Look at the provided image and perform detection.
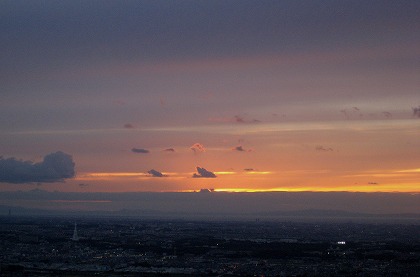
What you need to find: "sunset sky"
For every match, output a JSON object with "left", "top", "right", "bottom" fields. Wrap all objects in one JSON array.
[{"left": 1, "top": 0, "right": 419, "bottom": 194}]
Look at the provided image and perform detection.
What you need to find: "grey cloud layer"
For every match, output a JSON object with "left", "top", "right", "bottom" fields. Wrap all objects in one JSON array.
[{"left": 0, "top": 151, "right": 75, "bottom": 183}]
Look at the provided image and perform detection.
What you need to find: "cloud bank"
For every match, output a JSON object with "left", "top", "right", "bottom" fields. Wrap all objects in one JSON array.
[
  {"left": 0, "top": 151, "right": 75, "bottom": 184},
  {"left": 192, "top": 167, "right": 216, "bottom": 178}
]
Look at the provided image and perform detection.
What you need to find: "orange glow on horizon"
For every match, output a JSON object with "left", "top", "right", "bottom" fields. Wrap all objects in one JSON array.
[
  {"left": 244, "top": 171, "right": 273, "bottom": 175},
  {"left": 72, "top": 168, "right": 420, "bottom": 193},
  {"left": 214, "top": 183, "right": 420, "bottom": 193},
  {"left": 76, "top": 172, "right": 183, "bottom": 181},
  {"left": 214, "top": 171, "right": 236, "bottom": 175}
]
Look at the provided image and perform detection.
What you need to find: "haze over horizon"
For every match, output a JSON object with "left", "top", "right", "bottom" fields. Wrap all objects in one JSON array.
[{"left": 1, "top": 0, "right": 419, "bottom": 214}]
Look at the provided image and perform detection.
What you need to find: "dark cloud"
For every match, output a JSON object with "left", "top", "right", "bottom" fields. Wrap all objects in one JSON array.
[
  {"left": 190, "top": 143, "right": 205, "bottom": 153},
  {"left": 244, "top": 168, "right": 255, "bottom": 172},
  {"left": 233, "top": 146, "right": 253, "bottom": 152},
  {"left": 123, "top": 123, "right": 135, "bottom": 129},
  {"left": 233, "top": 146, "right": 246, "bottom": 152},
  {"left": 163, "top": 148, "right": 176, "bottom": 152},
  {"left": 192, "top": 167, "right": 216, "bottom": 178},
  {"left": 413, "top": 106, "right": 420, "bottom": 118},
  {"left": 131, "top": 148, "right": 150, "bottom": 154},
  {"left": 315, "top": 146, "right": 333, "bottom": 152},
  {"left": 147, "top": 169, "right": 165, "bottom": 177},
  {"left": 0, "top": 151, "right": 75, "bottom": 184},
  {"left": 368, "top": 182, "right": 379, "bottom": 185},
  {"left": 79, "top": 183, "right": 89, "bottom": 188}
]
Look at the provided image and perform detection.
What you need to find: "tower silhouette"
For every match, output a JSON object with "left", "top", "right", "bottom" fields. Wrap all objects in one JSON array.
[{"left": 71, "top": 223, "right": 79, "bottom": 241}]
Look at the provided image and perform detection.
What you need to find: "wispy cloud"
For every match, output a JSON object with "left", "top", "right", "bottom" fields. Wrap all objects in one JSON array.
[
  {"left": 0, "top": 151, "right": 75, "bottom": 183},
  {"left": 234, "top": 115, "right": 261, "bottom": 124},
  {"left": 315, "top": 146, "right": 334, "bottom": 152},
  {"left": 163, "top": 148, "right": 176, "bottom": 152}
]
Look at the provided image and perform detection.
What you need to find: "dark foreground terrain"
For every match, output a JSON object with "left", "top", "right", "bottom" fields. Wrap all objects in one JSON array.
[{"left": 0, "top": 216, "right": 419, "bottom": 276}]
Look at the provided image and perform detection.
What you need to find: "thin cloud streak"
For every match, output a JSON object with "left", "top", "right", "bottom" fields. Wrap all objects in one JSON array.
[{"left": 131, "top": 148, "right": 150, "bottom": 154}]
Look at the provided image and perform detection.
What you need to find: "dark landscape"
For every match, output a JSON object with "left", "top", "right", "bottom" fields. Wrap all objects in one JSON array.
[{"left": 1, "top": 215, "right": 419, "bottom": 276}]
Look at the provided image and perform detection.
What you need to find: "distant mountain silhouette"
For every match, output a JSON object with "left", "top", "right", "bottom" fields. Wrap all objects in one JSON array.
[{"left": 1, "top": 204, "right": 419, "bottom": 223}]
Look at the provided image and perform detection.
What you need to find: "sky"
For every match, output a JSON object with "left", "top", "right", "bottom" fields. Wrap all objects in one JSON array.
[{"left": 1, "top": 0, "right": 420, "bottom": 196}]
